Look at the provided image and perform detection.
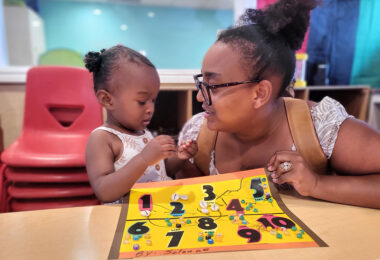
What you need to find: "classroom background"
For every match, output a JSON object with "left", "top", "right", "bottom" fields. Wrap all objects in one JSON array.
[{"left": 0, "top": 0, "right": 379, "bottom": 212}]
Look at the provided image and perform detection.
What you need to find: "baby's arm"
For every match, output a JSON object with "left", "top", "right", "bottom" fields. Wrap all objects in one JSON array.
[
  {"left": 165, "top": 139, "right": 201, "bottom": 178},
  {"left": 86, "top": 132, "right": 176, "bottom": 202}
]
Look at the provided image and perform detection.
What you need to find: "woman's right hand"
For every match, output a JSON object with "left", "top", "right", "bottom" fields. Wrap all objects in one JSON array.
[{"left": 140, "top": 135, "right": 177, "bottom": 166}]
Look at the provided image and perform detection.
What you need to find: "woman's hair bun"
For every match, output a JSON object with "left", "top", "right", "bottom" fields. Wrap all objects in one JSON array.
[
  {"left": 84, "top": 49, "right": 106, "bottom": 73},
  {"left": 239, "top": 0, "right": 320, "bottom": 50}
]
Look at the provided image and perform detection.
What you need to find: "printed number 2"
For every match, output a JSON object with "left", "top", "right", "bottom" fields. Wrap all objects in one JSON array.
[
  {"left": 166, "top": 231, "right": 184, "bottom": 247},
  {"left": 203, "top": 185, "right": 216, "bottom": 201},
  {"left": 170, "top": 202, "right": 185, "bottom": 216}
]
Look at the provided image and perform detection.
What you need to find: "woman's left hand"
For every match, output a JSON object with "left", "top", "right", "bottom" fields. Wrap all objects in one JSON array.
[
  {"left": 267, "top": 151, "right": 320, "bottom": 197},
  {"left": 177, "top": 139, "right": 198, "bottom": 160}
]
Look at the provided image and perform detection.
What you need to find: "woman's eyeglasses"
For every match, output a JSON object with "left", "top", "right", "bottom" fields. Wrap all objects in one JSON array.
[{"left": 193, "top": 74, "right": 261, "bottom": 106}]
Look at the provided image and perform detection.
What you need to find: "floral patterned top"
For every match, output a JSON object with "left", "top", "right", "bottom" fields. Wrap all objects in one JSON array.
[
  {"left": 92, "top": 126, "right": 172, "bottom": 203},
  {"left": 178, "top": 97, "right": 353, "bottom": 175}
]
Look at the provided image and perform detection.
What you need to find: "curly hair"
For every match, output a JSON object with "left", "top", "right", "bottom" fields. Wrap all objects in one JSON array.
[
  {"left": 84, "top": 45, "right": 155, "bottom": 92},
  {"left": 217, "top": 0, "right": 320, "bottom": 96}
]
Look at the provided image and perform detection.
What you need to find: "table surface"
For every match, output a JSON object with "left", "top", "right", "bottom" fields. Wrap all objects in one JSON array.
[{"left": 1, "top": 194, "right": 379, "bottom": 260}]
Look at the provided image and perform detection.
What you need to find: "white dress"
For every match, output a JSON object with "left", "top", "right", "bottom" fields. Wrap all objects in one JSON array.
[
  {"left": 93, "top": 126, "right": 172, "bottom": 203},
  {"left": 178, "top": 97, "right": 353, "bottom": 175}
]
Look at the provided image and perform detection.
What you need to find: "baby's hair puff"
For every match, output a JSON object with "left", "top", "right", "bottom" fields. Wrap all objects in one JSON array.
[{"left": 84, "top": 45, "right": 155, "bottom": 92}]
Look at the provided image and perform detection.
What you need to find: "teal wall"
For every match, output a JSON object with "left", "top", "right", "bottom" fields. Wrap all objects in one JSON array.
[
  {"left": 39, "top": 1, "right": 233, "bottom": 69},
  {"left": 351, "top": 0, "right": 380, "bottom": 88}
]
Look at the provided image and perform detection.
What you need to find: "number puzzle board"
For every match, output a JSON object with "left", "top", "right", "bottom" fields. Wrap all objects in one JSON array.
[{"left": 109, "top": 168, "right": 327, "bottom": 259}]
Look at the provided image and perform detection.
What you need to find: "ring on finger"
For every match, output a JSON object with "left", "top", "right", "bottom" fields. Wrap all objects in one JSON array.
[{"left": 279, "top": 161, "right": 292, "bottom": 172}]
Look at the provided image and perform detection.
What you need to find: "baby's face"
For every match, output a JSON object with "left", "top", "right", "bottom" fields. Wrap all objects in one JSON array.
[{"left": 110, "top": 61, "right": 160, "bottom": 132}]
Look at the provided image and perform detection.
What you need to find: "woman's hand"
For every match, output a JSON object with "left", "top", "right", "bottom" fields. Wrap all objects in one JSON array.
[
  {"left": 267, "top": 151, "right": 320, "bottom": 197},
  {"left": 140, "top": 135, "right": 177, "bottom": 166},
  {"left": 177, "top": 139, "right": 198, "bottom": 160}
]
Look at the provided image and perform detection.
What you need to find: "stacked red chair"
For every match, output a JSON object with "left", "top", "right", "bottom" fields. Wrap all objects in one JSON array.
[{"left": 0, "top": 66, "right": 102, "bottom": 212}]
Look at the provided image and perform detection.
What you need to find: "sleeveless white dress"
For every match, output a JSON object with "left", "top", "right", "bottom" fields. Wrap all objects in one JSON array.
[{"left": 93, "top": 126, "right": 172, "bottom": 203}]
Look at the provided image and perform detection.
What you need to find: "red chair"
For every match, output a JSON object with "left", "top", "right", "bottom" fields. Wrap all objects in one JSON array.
[
  {"left": 7, "top": 183, "right": 94, "bottom": 199},
  {"left": 11, "top": 197, "right": 99, "bottom": 212},
  {"left": 0, "top": 119, "right": 5, "bottom": 211},
  {"left": 4, "top": 166, "right": 89, "bottom": 183},
  {"left": 0, "top": 164, "right": 7, "bottom": 212},
  {"left": 0, "top": 66, "right": 102, "bottom": 212},
  {"left": 1, "top": 66, "right": 102, "bottom": 167}
]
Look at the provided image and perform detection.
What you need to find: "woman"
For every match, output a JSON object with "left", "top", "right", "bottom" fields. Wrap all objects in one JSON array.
[{"left": 177, "top": 0, "right": 380, "bottom": 209}]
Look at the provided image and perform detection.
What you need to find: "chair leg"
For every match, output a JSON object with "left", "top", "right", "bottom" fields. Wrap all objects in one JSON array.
[{"left": 0, "top": 164, "right": 7, "bottom": 212}]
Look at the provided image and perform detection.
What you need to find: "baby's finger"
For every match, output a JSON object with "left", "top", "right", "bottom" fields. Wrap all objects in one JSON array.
[
  {"left": 164, "top": 151, "right": 177, "bottom": 158},
  {"left": 162, "top": 144, "right": 176, "bottom": 152},
  {"left": 158, "top": 135, "right": 175, "bottom": 145}
]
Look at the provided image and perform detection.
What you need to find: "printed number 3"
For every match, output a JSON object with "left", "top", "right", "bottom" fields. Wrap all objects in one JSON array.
[{"left": 203, "top": 185, "right": 216, "bottom": 201}]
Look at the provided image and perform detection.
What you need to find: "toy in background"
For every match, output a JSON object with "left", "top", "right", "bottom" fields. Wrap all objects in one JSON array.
[
  {"left": 294, "top": 53, "right": 308, "bottom": 87},
  {"left": 39, "top": 49, "right": 85, "bottom": 67},
  {"left": 295, "top": 53, "right": 330, "bottom": 87}
]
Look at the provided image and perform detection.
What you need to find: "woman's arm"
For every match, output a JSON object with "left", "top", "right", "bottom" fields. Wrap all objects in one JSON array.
[
  {"left": 312, "top": 118, "right": 380, "bottom": 208},
  {"left": 269, "top": 118, "right": 380, "bottom": 209}
]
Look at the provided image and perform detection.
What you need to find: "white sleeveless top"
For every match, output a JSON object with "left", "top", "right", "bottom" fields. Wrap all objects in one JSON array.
[
  {"left": 178, "top": 97, "right": 353, "bottom": 175},
  {"left": 93, "top": 126, "right": 172, "bottom": 203}
]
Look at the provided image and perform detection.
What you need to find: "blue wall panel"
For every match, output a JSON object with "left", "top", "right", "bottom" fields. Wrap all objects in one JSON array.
[{"left": 39, "top": 1, "right": 233, "bottom": 69}]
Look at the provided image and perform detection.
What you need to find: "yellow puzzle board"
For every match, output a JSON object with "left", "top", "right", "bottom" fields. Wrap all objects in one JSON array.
[{"left": 109, "top": 168, "right": 326, "bottom": 258}]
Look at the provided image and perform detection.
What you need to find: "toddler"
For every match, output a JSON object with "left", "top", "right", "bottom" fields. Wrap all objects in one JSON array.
[{"left": 84, "top": 45, "right": 197, "bottom": 203}]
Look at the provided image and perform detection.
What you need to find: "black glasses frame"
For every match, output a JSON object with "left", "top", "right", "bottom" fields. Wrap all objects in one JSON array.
[{"left": 193, "top": 74, "right": 261, "bottom": 106}]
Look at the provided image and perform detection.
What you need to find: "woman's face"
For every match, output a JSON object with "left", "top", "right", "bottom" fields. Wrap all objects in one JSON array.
[{"left": 198, "top": 42, "right": 257, "bottom": 132}]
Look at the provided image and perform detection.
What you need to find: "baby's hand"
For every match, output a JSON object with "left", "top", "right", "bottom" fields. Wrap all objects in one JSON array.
[
  {"left": 177, "top": 139, "right": 198, "bottom": 160},
  {"left": 140, "top": 135, "right": 176, "bottom": 166}
]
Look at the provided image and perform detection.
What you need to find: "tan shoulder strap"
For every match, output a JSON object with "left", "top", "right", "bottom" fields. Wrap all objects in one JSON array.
[
  {"left": 283, "top": 97, "right": 327, "bottom": 173},
  {"left": 193, "top": 119, "right": 217, "bottom": 175}
]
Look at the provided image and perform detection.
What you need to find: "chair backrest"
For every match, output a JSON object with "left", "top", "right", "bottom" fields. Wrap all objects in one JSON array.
[{"left": 22, "top": 66, "right": 102, "bottom": 134}]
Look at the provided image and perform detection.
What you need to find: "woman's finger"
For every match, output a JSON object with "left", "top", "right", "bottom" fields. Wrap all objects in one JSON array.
[
  {"left": 268, "top": 151, "right": 298, "bottom": 170},
  {"left": 273, "top": 170, "right": 294, "bottom": 185}
]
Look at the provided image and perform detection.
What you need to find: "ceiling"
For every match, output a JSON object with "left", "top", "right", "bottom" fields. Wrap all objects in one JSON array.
[{"left": 48, "top": 0, "right": 234, "bottom": 10}]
